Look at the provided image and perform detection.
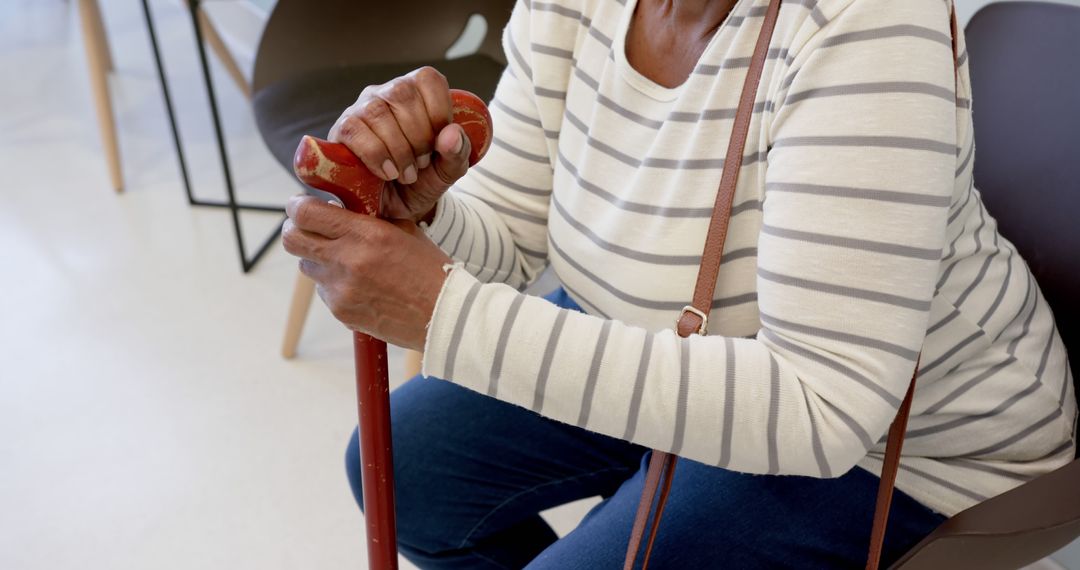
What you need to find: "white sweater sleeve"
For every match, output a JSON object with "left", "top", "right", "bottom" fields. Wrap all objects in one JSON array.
[
  {"left": 423, "top": 0, "right": 957, "bottom": 478},
  {"left": 423, "top": 2, "right": 554, "bottom": 289}
]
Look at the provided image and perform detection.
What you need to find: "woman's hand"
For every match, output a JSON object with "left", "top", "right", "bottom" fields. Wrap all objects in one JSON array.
[
  {"left": 282, "top": 195, "right": 453, "bottom": 350},
  {"left": 328, "top": 66, "right": 473, "bottom": 224}
]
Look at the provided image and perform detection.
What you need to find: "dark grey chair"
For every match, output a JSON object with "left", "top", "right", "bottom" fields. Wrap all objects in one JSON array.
[
  {"left": 893, "top": 3, "right": 1080, "bottom": 568},
  {"left": 252, "top": 0, "right": 515, "bottom": 359}
]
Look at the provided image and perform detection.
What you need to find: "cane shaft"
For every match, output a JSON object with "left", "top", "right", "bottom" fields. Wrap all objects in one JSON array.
[
  {"left": 354, "top": 332, "right": 397, "bottom": 570},
  {"left": 291, "top": 89, "right": 492, "bottom": 570}
]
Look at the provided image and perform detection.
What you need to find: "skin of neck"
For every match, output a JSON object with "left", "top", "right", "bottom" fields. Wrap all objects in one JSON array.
[{"left": 657, "top": 0, "right": 739, "bottom": 40}]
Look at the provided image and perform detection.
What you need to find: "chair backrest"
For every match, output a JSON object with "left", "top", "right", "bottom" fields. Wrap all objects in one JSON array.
[
  {"left": 251, "top": 0, "right": 514, "bottom": 94},
  {"left": 964, "top": 2, "right": 1080, "bottom": 386},
  {"left": 893, "top": 4, "right": 1080, "bottom": 568}
]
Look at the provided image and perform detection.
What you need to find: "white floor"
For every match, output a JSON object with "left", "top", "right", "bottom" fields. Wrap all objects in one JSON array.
[{"left": 0, "top": 1, "right": 1075, "bottom": 569}]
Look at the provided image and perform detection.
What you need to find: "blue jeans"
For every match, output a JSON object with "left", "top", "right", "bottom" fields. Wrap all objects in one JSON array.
[{"left": 345, "top": 289, "right": 945, "bottom": 569}]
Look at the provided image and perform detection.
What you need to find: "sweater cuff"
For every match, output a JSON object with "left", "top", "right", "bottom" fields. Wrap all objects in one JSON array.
[
  {"left": 422, "top": 264, "right": 477, "bottom": 381},
  {"left": 420, "top": 193, "right": 458, "bottom": 249}
]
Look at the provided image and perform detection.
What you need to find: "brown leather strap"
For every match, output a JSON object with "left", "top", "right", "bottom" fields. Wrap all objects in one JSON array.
[
  {"left": 676, "top": 0, "right": 784, "bottom": 339},
  {"left": 624, "top": 1, "right": 783, "bottom": 568},
  {"left": 865, "top": 358, "right": 920, "bottom": 570}
]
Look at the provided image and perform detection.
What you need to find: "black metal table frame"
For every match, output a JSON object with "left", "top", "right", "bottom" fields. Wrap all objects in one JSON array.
[{"left": 140, "top": 0, "right": 284, "bottom": 273}]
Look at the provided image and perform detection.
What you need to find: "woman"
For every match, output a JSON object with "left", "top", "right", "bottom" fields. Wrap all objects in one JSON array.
[{"left": 282, "top": 0, "right": 1076, "bottom": 567}]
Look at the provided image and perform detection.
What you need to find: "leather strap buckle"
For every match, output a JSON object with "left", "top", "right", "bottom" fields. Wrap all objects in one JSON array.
[{"left": 678, "top": 306, "right": 709, "bottom": 336}]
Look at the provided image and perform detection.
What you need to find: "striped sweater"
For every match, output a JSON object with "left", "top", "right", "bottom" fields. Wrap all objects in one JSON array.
[{"left": 419, "top": 0, "right": 1077, "bottom": 516}]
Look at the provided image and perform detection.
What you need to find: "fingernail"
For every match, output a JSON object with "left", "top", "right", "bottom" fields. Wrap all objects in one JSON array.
[
  {"left": 402, "top": 164, "right": 418, "bottom": 185},
  {"left": 455, "top": 129, "right": 465, "bottom": 154},
  {"left": 417, "top": 153, "right": 431, "bottom": 170},
  {"left": 382, "top": 159, "right": 399, "bottom": 180}
]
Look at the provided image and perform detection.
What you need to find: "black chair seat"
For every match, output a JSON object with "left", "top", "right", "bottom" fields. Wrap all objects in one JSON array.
[{"left": 253, "top": 54, "right": 506, "bottom": 172}]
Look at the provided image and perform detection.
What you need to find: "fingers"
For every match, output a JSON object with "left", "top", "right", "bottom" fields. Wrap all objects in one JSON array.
[
  {"left": 285, "top": 195, "right": 352, "bottom": 239},
  {"left": 329, "top": 66, "right": 452, "bottom": 186},
  {"left": 282, "top": 218, "right": 333, "bottom": 264}
]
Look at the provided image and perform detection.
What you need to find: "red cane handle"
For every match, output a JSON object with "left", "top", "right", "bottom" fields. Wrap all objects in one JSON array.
[{"left": 292, "top": 89, "right": 493, "bottom": 216}]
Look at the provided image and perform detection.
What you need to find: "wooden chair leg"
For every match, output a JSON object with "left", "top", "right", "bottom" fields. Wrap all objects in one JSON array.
[
  {"left": 403, "top": 350, "right": 423, "bottom": 380},
  {"left": 84, "top": 0, "right": 113, "bottom": 71},
  {"left": 77, "top": 0, "right": 122, "bottom": 192},
  {"left": 196, "top": 7, "right": 252, "bottom": 99},
  {"left": 282, "top": 270, "right": 317, "bottom": 359}
]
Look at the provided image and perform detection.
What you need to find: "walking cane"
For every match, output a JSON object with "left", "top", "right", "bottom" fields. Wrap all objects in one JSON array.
[{"left": 292, "top": 89, "right": 492, "bottom": 570}]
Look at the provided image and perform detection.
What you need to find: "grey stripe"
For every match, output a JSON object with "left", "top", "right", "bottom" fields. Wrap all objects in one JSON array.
[
  {"left": 978, "top": 251, "right": 1014, "bottom": 327},
  {"left": 587, "top": 25, "right": 613, "bottom": 48},
  {"left": 458, "top": 190, "right": 547, "bottom": 225},
  {"left": 718, "top": 338, "right": 736, "bottom": 467},
  {"left": 443, "top": 281, "right": 483, "bottom": 380},
  {"left": 622, "top": 333, "right": 655, "bottom": 441},
  {"left": 993, "top": 271, "right": 1034, "bottom": 344},
  {"left": 957, "top": 97, "right": 971, "bottom": 109},
  {"left": 518, "top": 244, "right": 547, "bottom": 259},
  {"left": 767, "top": 354, "right": 782, "bottom": 474},
  {"left": 1005, "top": 274, "right": 1039, "bottom": 354},
  {"left": 530, "top": 1, "right": 587, "bottom": 22},
  {"left": 564, "top": 108, "right": 766, "bottom": 170},
  {"left": 761, "top": 223, "right": 943, "bottom": 260},
  {"left": 758, "top": 267, "right": 931, "bottom": 311},
  {"left": 506, "top": 28, "right": 533, "bottom": 81},
  {"left": 449, "top": 207, "right": 468, "bottom": 257},
  {"left": 921, "top": 355, "right": 1019, "bottom": 415},
  {"left": 939, "top": 458, "right": 1030, "bottom": 482},
  {"left": 559, "top": 281, "right": 611, "bottom": 318},
  {"left": 491, "top": 138, "right": 549, "bottom": 164},
  {"left": 551, "top": 233, "right": 758, "bottom": 311},
  {"left": 809, "top": 2, "right": 828, "bottom": 26},
  {"left": 531, "top": 309, "right": 569, "bottom": 412},
  {"left": 557, "top": 151, "right": 763, "bottom": 218},
  {"left": 953, "top": 238, "right": 1002, "bottom": 308},
  {"left": 919, "top": 330, "right": 984, "bottom": 376},
  {"left": 670, "top": 340, "right": 692, "bottom": 455},
  {"left": 799, "top": 382, "right": 834, "bottom": 477},
  {"left": 760, "top": 312, "right": 920, "bottom": 360},
  {"left": 910, "top": 371, "right": 1036, "bottom": 438},
  {"left": 695, "top": 47, "right": 788, "bottom": 74},
  {"left": 786, "top": 81, "right": 956, "bottom": 106},
  {"left": 461, "top": 207, "right": 478, "bottom": 262},
  {"left": 899, "top": 463, "right": 987, "bottom": 501},
  {"left": 476, "top": 208, "right": 491, "bottom": 281},
  {"left": 766, "top": 181, "right": 950, "bottom": 207},
  {"left": 491, "top": 98, "right": 542, "bottom": 129},
  {"left": 926, "top": 306, "right": 961, "bottom": 336},
  {"left": 773, "top": 135, "right": 957, "bottom": 155},
  {"left": 473, "top": 165, "right": 549, "bottom": 198},
  {"left": 760, "top": 328, "right": 900, "bottom": 407},
  {"left": 820, "top": 395, "right": 875, "bottom": 449},
  {"left": 957, "top": 49, "right": 968, "bottom": 67},
  {"left": 1035, "top": 322, "right": 1057, "bottom": 379},
  {"left": 577, "top": 320, "right": 613, "bottom": 426},
  {"left": 821, "top": 24, "right": 952, "bottom": 49},
  {"left": 967, "top": 408, "right": 1063, "bottom": 457},
  {"left": 554, "top": 197, "right": 755, "bottom": 266},
  {"left": 947, "top": 183, "right": 973, "bottom": 225},
  {"left": 955, "top": 141, "right": 974, "bottom": 177},
  {"left": 1039, "top": 438, "right": 1074, "bottom": 461},
  {"left": 534, "top": 86, "right": 567, "bottom": 99},
  {"left": 596, "top": 92, "right": 663, "bottom": 129},
  {"left": 531, "top": 42, "right": 574, "bottom": 59},
  {"left": 936, "top": 210, "right": 980, "bottom": 289},
  {"left": 487, "top": 294, "right": 526, "bottom": 396},
  {"left": 434, "top": 197, "right": 458, "bottom": 244},
  {"left": 572, "top": 65, "right": 600, "bottom": 91}
]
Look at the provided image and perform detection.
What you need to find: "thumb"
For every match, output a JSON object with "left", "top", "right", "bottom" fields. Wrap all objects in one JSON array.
[{"left": 429, "top": 124, "right": 472, "bottom": 187}]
